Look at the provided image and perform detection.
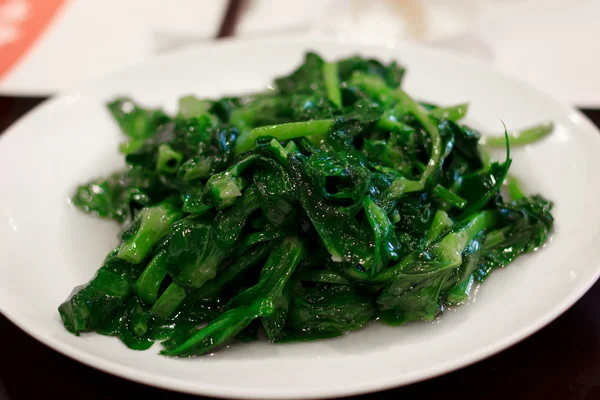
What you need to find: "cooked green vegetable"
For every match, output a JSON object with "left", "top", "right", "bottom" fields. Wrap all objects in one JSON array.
[
  {"left": 59, "top": 51, "right": 554, "bottom": 357},
  {"left": 485, "top": 121, "right": 554, "bottom": 147}
]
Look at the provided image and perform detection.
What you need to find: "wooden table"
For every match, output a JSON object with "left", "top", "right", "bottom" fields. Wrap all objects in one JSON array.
[{"left": 1, "top": 1, "right": 600, "bottom": 398}]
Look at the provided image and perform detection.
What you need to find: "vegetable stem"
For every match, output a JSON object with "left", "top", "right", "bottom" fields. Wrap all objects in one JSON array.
[
  {"left": 156, "top": 144, "right": 183, "bottom": 173},
  {"left": 235, "top": 119, "right": 334, "bottom": 155},
  {"left": 485, "top": 121, "right": 554, "bottom": 147},
  {"left": 118, "top": 201, "right": 182, "bottom": 264},
  {"left": 323, "top": 62, "right": 342, "bottom": 108},
  {"left": 134, "top": 249, "right": 168, "bottom": 304},
  {"left": 151, "top": 283, "right": 187, "bottom": 322},
  {"left": 429, "top": 103, "right": 469, "bottom": 122},
  {"left": 434, "top": 185, "right": 467, "bottom": 209},
  {"left": 376, "top": 117, "right": 414, "bottom": 134}
]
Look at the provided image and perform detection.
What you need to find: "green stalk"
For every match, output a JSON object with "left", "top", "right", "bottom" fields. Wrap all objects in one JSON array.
[
  {"left": 151, "top": 283, "right": 187, "bottom": 322},
  {"left": 434, "top": 185, "right": 467, "bottom": 209},
  {"left": 118, "top": 201, "right": 182, "bottom": 264},
  {"left": 323, "top": 62, "right": 342, "bottom": 108},
  {"left": 485, "top": 121, "right": 554, "bottom": 147},
  {"left": 134, "top": 249, "right": 168, "bottom": 304},
  {"left": 376, "top": 118, "right": 414, "bottom": 134},
  {"left": 156, "top": 143, "right": 183, "bottom": 173},
  {"left": 506, "top": 175, "right": 526, "bottom": 201},
  {"left": 235, "top": 119, "right": 334, "bottom": 155},
  {"left": 447, "top": 274, "right": 475, "bottom": 305},
  {"left": 429, "top": 103, "right": 469, "bottom": 122},
  {"left": 425, "top": 210, "right": 454, "bottom": 246}
]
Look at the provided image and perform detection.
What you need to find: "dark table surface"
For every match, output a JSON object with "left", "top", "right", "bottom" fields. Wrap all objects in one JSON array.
[{"left": 2, "top": 1, "right": 600, "bottom": 398}]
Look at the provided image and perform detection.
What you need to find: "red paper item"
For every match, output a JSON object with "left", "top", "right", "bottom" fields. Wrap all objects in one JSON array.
[{"left": 0, "top": 0, "right": 65, "bottom": 80}]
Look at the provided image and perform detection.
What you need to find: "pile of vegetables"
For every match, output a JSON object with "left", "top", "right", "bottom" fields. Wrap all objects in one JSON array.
[{"left": 59, "top": 52, "right": 554, "bottom": 357}]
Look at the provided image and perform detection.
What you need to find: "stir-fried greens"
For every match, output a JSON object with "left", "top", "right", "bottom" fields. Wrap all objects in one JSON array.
[{"left": 59, "top": 52, "right": 554, "bottom": 357}]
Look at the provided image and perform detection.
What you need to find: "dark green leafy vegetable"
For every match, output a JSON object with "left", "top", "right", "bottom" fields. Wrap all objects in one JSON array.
[
  {"left": 278, "top": 283, "right": 375, "bottom": 342},
  {"left": 60, "top": 51, "right": 555, "bottom": 356},
  {"left": 108, "top": 97, "right": 170, "bottom": 148},
  {"left": 72, "top": 168, "right": 159, "bottom": 223},
  {"left": 59, "top": 248, "right": 135, "bottom": 335}
]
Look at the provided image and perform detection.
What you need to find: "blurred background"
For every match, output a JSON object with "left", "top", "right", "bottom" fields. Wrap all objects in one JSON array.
[{"left": 0, "top": 0, "right": 598, "bottom": 106}]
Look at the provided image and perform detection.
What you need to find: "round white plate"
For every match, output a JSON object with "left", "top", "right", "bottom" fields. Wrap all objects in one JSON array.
[{"left": 1, "top": 35, "right": 600, "bottom": 399}]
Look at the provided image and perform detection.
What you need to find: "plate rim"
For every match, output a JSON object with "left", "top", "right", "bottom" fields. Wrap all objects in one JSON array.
[{"left": 2, "top": 33, "right": 600, "bottom": 399}]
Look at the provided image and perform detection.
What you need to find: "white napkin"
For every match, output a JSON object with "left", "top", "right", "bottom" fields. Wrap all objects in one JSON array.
[
  {"left": 0, "top": 0, "right": 227, "bottom": 95},
  {"left": 236, "top": 0, "right": 600, "bottom": 107}
]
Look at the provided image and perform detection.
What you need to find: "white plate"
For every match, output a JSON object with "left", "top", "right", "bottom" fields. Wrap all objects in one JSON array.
[{"left": 1, "top": 35, "right": 600, "bottom": 399}]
